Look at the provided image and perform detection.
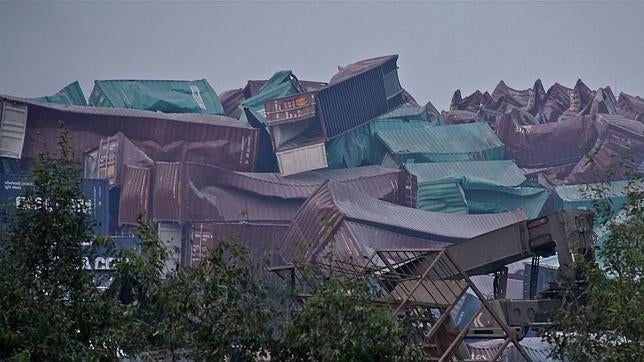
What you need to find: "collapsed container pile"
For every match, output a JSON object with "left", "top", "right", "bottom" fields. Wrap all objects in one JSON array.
[{"left": 1, "top": 55, "right": 642, "bottom": 359}]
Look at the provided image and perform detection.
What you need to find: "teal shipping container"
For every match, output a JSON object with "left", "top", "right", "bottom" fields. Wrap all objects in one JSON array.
[
  {"left": 376, "top": 122, "right": 504, "bottom": 166},
  {"left": 31, "top": 81, "right": 87, "bottom": 106},
  {"left": 326, "top": 105, "right": 437, "bottom": 168},
  {"left": 89, "top": 79, "right": 224, "bottom": 114},
  {"left": 405, "top": 160, "right": 549, "bottom": 218}
]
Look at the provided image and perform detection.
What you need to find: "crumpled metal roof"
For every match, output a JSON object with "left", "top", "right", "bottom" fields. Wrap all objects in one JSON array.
[
  {"left": 151, "top": 163, "right": 408, "bottom": 224},
  {"left": 280, "top": 181, "right": 527, "bottom": 264},
  {"left": 1, "top": 95, "right": 259, "bottom": 172}
]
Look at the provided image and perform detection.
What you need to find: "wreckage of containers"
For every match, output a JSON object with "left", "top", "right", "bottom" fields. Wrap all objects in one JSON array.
[
  {"left": 88, "top": 79, "right": 225, "bottom": 115},
  {"left": 0, "top": 94, "right": 259, "bottom": 171},
  {"left": 279, "top": 180, "right": 529, "bottom": 269},
  {"left": 261, "top": 55, "right": 409, "bottom": 175},
  {"left": 403, "top": 160, "right": 549, "bottom": 218},
  {"left": 376, "top": 122, "right": 504, "bottom": 166}
]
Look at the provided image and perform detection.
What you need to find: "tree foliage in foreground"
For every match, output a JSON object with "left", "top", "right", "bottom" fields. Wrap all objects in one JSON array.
[
  {"left": 272, "top": 271, "right": 426, "bottom": 361},
  {"left": 0, "top": 131, "right": 128, "bottom": 360},
  {"left": 546, "top": 177, "right": 644, "bottom": 361}
]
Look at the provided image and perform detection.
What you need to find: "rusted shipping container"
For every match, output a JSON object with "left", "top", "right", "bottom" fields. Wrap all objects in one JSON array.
[
  {"left": 496, "top": 112, "right": 597, "bottom": 168},
  {"left": 151, "top": 162, "right": 408, "bottom": 224},
  {"left": 567, "top": 115, "right": 644, "bottom": 183},
  {"left": 118, "top": 165, "right": 153, "bottom": 226},
  {"left": 279, "top": 181, "right": 528, "bottom": 266},
  {"left": 0, "top": 95, "right": 259, "bottom": 172},
  {"left": 187, "top": 222, "right": 289, "bottom": 277},
  {"left": 84, "top": 132, "right": 154, "bottom": 188}
]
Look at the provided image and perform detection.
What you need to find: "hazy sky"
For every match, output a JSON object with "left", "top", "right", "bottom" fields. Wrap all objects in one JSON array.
[{"left": 0, "top": 1, "right": 642, "bottom": 110}]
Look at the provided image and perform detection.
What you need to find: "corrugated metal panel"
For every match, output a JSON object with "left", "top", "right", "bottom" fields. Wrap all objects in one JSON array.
[
  {"left": 265, "top": 92, "right": 317, "bottom": 124},
  {"left": 118, "top": 165, "right": 152, "bottom": 226},
  {"left": 567, "top": 115, "right": 644, "bottom": 183},
  {"left": 89, "top": 79, "right": 224, "bottom": 115},
  {"left": 405, "top": 160, "right": 526, "bottom": 186},
  {"left": 276, "top": 142, "right": 328, "bottom": 176},
  {"left": 317, "top": 55, "right": 404, "bottom": 138},
  {"left": 553, "top": 180, "right": 632, "bottom": 211},
  {"left": 218, "top": 88, "right": 244, "bottom": 119},
  {"left": 30, "top": 81, "right": 88, "bottom": 106},
  {"left": 188, "top": 222, "right": 289, "bottom": 277},
  {"left": 496, "top": 112, "right": 597, "bottom": 168},
  {"left": 0, "top": 101, "right": 28, "bottom": 159},
  {"left": 89, "top": 132, "right": 154, "bottom": 188},
  {"left": 377, "top": 123, "right": 504, "bottom": 165},
  {"left": 152, "top": 162, "right": 405, "bottom": 224},
  {"left": 152, "top": 162, "right": 182, "bottom": 222},
  {"left": 0, "top": 95, "right": 259, "bottom": 172},
  {"left": 280, "top": 181, "right": 528, "bottom": 263}
]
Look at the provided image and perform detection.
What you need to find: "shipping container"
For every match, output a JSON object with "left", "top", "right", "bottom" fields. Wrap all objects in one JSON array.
[
  {"left": 89, "top": 79, "right": 224, "bottom": 115},
  {"left": 188, "top": 222, "right": 289, "bottom": 278},
  {"left": 83, "top": 236, "right": 140, "bottom": 290},
  {"left": 83, "top": 132, "right": 154, "bottom": 188},
  {"left": 0, "top": 95, "right": 259, "bottom": 172},
  {"left": 275, "top": 142, "right": 328, "bottom": 176},
  {"left": 316, "top": 55, "right": 405, "bottom": 138},
  {"left": 157, "top": 222, "right": 183, "bottom": 274},
  {"left": 0, "top": 174, "right": 109, "bottom": 235},
  {"left": 30, "top": 81, "right": 88, "bottom": 106},
  {"left": 118, "top": 165, "right": 152, "bottom": 226}
]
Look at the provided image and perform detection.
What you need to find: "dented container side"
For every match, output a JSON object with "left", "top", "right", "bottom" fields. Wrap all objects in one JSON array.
[
  {"left": 276, "top": 142, "right": 328, "bottom": 176},
  {"left": 152, "top": 162, "right": 182, "bottom": 223},
  {"left": 118, "top": 165, "right": 152, "bottom": 226}
]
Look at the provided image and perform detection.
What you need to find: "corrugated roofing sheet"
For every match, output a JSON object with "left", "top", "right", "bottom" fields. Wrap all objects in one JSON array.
[
  {"left": 89, "top": 79, "right": 224, "bottom": 115},
  {"left": 467, "top": 337, "right": 561, "bottom": 362},
  {"left": 376, "top": 122, "right": 504, "bottom": 164}
]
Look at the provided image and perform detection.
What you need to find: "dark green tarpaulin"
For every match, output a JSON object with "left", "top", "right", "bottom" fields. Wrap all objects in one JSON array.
[
  {"left": 326, "top": 105, "right": 436, "bottom": 168},
  {"left": 88, "top": 79, "right": 224, "bottom": 114},
  {"left": 31, "top": 81, "right": 87, "bottom": 106},
  {"left": 405, "top": 161, "right": 549, "bottom": 218}
]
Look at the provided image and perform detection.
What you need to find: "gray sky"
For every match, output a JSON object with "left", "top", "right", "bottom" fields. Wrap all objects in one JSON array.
[{"left": 0, "top": 1, "right": 642, "bottom": 110}]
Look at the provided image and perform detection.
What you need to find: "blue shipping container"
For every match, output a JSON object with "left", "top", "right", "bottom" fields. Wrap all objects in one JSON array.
[{"left": 0, "top": 175, "right": 110, "bottom": 235}]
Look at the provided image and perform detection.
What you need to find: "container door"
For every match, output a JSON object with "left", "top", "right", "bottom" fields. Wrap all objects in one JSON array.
[
  {"left": 0, "top": 101, "right": 28, "bottom": 159},
  {"left": 157, "top": 222, "right": 183, "bottom": 276}
]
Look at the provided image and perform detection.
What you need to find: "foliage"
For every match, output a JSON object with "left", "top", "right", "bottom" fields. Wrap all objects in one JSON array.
[
  {"left": 0, "top": 130, "right": 128, "bottom": 360},
  {"left": 112, "top": 227, "right": 273, "bottom": 361},
  {"left": 272, "top": 270, "right": 426, "bottom": 361},
  {"left": 546, "top": 177, "right": 644, "bottom": 361}
]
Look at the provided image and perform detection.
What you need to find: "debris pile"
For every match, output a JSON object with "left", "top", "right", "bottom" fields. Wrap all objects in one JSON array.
[{"left": 0, "top": 53, "right": 641, "bottom": 288}]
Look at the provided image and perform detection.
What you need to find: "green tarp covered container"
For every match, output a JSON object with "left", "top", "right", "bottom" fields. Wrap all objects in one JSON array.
[
  {"left": 88, "top": 79, "right": 224, "bottom": 114},
  {"left": 376, "top": 122, "right": 504, "bottom": 166},
  {"left": 326, "top": 105, "right": 436, "bottom": 168},
  {"left": 31, "top": 81, "right": 87, "bottom": 106},
  {"left": 242, "top": 70, "right": 302, "bottom": 123},
  {"left": 405, "top": 160, "right": 549, "bottom": 218}
]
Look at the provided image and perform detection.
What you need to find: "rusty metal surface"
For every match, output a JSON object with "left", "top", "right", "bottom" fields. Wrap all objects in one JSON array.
[
  {"left": 151, "top": 162, "right": 408, "bottom": 224},
  {"left": 90, "top": 132, "right": 154, "bottom": 188},
  {"left": 218, "top": 88, "right": 244, "bottom": 119},
  {"left": 0, "top": 95, "right": 259, "bottom": 172},
  {"left": 118, "top": 165, "right": 152, "bottom": 226},
  {"left": 280, "top": 181, "right": 528, "bottom": 264},
  {"left": 496, "top": 112, "right": 598, "bottom": 168},
  {"left": 568, "top": 115, "right": 644, "bottom": 183},
  {"left": 188, "top": 222, "right": 289, "bottom": 273}
]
